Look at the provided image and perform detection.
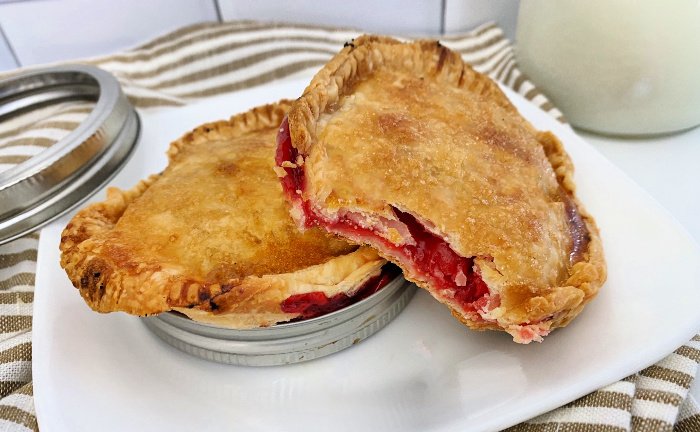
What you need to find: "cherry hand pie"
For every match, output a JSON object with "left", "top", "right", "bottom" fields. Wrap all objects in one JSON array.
[
  {"left": 60, "top": 101, "right": 389, "bottom": 328},
  {"left": 276, "top": 36, "right": 606, "bottom": 343}
]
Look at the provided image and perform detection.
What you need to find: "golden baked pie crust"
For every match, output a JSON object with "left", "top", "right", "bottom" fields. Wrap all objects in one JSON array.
[
  {"left": 284, "top": 36, "right": 606, "bottom": 342},
  {"left": 60, "top": 101, "right": 386, "bottom": 327}
]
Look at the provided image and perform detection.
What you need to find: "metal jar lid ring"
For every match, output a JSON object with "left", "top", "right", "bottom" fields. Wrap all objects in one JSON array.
[
  {"left": 0, "top": 65, "right": 140, "bottom": 245},
  {"left": 144, "top": 276, "right": 417, "bottom": 366}
]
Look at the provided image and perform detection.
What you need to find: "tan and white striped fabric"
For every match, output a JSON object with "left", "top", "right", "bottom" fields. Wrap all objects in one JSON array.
[{"left": 0, "top": 21, "right": 697, "bottom": 432}]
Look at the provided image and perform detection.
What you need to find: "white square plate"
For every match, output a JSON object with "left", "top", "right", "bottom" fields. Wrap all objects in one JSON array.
[{"left": 33, "top": 78, "right": 700, "bottom": 432}]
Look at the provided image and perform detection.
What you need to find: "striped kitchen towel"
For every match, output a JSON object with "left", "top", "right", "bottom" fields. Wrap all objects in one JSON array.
[{"left": 0, "top": 21, "right": 697, "bottom": 431}]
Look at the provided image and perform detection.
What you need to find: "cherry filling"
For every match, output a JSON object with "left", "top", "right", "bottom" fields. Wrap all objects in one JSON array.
[
  {"left": 281, "top": 264, "right": 400, "bottom": 320},
  {"left": 275, "top": 117, "right": 304, "bottom": 199},
  {"left": 392, "top": 210, "right": 490, "bottom": 309},
  {"left": 275, "top": 117, "right": 490, "bottom": 313}
]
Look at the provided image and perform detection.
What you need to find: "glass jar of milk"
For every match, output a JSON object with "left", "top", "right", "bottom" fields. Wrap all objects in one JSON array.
[{"left": 516, "top": 1, "right": 700, "bottom": 136}]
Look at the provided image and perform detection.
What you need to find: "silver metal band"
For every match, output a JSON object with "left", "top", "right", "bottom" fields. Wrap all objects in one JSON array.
[
  {"left": 0, "top": 65, "right": 140, "bottom": 244},
  {"left": 144, "top": 277, "right": 417, "bottom": 366}
]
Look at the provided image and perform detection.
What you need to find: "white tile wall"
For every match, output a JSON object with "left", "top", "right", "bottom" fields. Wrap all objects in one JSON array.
[
  {"left": 0, "top": 0, "right": 218, "bottom": 67},
  {"left": 217, "top": 0, "right": 443, "bottom": 36},
  {"left": 0, "top": 0, "right": 521, "bottom": 71},
  {"left": 444, "top": 0, "right": 519, "bottom": 40}
]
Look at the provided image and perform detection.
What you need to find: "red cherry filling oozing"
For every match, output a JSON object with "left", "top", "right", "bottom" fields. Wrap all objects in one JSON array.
[
  {"left": 280, "top": 264, "right": 400, "bottom": 320},
  {"left": 275, "top": 117, "right": 490, "bottom": 313},
  {"left": 392, "top": 210, "right": 490, "bottom": 309},
  {"left": 276, "top": 117, "right": 304, "bottom": 199}
]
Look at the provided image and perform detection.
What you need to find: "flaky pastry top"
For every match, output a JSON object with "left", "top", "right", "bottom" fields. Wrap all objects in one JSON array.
[{"left": 60, "top": 101, "right": 385, "bottom": 324}]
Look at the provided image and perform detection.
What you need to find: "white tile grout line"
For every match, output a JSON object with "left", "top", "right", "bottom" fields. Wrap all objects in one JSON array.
[
  {"left": 0, "top": 0, "right": 35, "bottom": 4},
  {"left": 439, "top": 0, "right": 447, "bottom": 35},
  {"left": 0, "top": 22, "right": 19, "bottom": 67},
  {"left": 213, "top": 0, "right": 223, "bottom": 23}
]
